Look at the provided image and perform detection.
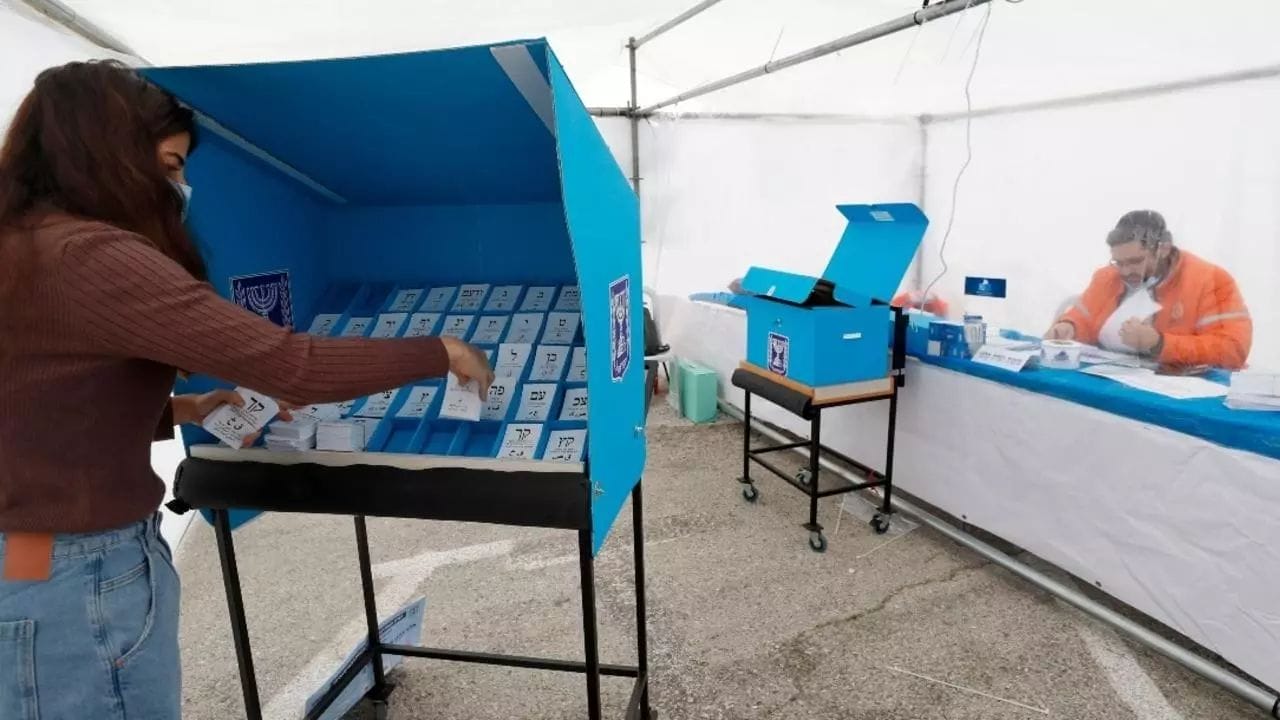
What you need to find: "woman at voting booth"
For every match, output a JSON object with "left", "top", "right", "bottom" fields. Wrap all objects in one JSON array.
[{"left": 0, "top": 61, "right": 492, "bottom": 718}]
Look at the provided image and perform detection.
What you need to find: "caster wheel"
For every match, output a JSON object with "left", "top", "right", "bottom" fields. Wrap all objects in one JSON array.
[
  {"left": 808, "top": 531, "right": 828, "bottom": 553},
  {"left": 870, "top": 513, "right": 891, "bottom": 535},
  {"left": 796, "top": 469, "right": 813, "bottom": 486},
  {"left": 741, "top": 484, "right": 760, "bottom": 503}
]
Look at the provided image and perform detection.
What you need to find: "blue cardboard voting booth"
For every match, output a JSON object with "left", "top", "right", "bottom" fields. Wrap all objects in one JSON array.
[
  {"left": 736, "top": 203, "right": 927, "bottom": 391},
  {"left": 151, "top": 41, "right": 654, "bottom": 720}
]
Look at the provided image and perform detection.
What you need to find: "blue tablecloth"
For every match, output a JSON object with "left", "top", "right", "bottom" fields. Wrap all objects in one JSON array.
[{"left": 914, "top": 353, "right": 1280, "bottom": 462}]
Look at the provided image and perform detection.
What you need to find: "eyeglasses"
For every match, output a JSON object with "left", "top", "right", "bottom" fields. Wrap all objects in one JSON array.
[{"left": 1109, "top": 256, "right": 1148, "bottom": 270}]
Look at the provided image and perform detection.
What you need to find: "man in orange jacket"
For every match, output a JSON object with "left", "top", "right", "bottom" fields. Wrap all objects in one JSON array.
[{"left": 1047, "top": 210, "right": 1251, "bottom": 369}]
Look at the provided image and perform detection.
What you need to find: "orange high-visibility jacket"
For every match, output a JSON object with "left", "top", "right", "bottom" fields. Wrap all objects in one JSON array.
[{"left": 1058, "top": 250, "right": 1252, "bottom": 369}]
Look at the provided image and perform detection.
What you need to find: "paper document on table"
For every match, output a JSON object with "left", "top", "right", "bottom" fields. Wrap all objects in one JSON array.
[
  {"left": 1078, "top": 345, "right": 1147, "bottom": 368},
  {"left": 1226, "top": 370, "right": 1280, "bottom": 411},
  {"left": 1081, "top": 364, "right": 1228, "bottom": 400}
]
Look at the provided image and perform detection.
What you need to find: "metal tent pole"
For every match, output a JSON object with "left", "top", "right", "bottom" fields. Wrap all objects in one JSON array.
[
  {"left": 632, "top": 0, "right": 730, "bottom": 49},
  {"left": 637, "top": 0, "right": 993, "bottom": 115},
  {"left": 718, "top": 400, "right": 1280, "bottom": 716},
  {"left": 20, "top": 0, "right": 138, "bottom": 56},
  {"left": 628, "top": 38, "right": 642, "bottom": 200}
]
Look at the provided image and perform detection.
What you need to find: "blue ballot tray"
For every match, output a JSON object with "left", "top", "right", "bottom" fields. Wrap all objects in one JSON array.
[
  {"left": 146, "top": 39, "right": 644, "bottom": 553},
  {"left": 736, "top": 204, "right": 928, "bottom": 388}
]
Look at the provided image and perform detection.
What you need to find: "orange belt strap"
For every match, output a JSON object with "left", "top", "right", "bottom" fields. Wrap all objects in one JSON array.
[{"left": 2, "top": 532, "right": 54, "bottom": 582}]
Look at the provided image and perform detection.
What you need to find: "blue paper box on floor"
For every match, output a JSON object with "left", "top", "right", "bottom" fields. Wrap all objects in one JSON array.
[
  {"left": 735, "top": 204, "right": 928, "bottom": 391},
  {"left": 143, "top": 39, "right": 644, "bottom": 553}
]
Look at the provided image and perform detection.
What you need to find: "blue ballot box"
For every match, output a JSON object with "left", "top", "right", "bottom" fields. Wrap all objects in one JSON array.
[
  {"left": 735, "top": 204, "right": 928, "bottom": 390},
  {"left": 145, "top": 39, "right": 644, "bottom": 554}
]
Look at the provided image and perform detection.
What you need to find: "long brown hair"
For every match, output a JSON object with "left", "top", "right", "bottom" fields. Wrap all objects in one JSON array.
[{"left": 0, "top": 60, "right": 206, "bottom": 279}]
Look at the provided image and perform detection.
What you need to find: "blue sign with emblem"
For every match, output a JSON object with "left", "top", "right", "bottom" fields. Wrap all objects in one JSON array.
[
  {"left": 231, "top": 270, "right": 294, "bottom": 328},
  {"left": 964, "top": 276, "right": 1007, "bottom": 299},
  {"left": 609, "top": 275, "right": 631, "bottom": 382},
  {"left": 767, "top": 332, "right": 789, "bottom": 375}
]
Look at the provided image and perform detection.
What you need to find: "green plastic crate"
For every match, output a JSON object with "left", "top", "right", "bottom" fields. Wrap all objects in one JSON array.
[{"left": 678, "top": 360, "right": 719, "bottom": 423}]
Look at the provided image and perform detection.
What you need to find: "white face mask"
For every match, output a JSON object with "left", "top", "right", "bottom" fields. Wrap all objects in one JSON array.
[{"left": 170, "top": 179, "right": 193, "bottom": 220}]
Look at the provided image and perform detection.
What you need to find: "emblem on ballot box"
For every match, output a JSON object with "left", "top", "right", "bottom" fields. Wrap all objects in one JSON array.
[
  {"left": 231, "top": 270, "right": 294, "bottom": 328},
  {"left": 767, "top": 332, "right": 789, "bottom": 376},
  {"left": 610, "top": 275, "right": 631, "bottom": 382}
]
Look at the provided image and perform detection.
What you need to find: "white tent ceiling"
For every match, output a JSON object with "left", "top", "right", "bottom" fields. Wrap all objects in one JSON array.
[{"left": 49, "top": 0, "right": 1280, "bottom": 116}]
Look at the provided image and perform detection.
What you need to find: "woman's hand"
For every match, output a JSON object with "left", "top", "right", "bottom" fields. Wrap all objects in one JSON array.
[
  {"left": 172, "top": 390, "right": 294, "bottom": 447},
  {"left": 441, "top": 337, "right": 494, "bottom": 400}
]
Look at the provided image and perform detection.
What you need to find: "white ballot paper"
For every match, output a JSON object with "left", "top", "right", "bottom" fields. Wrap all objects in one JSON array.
[
  {"left": 440, "top": 314, "right": 475, "bottom": 339},
  {"left": 340, "top": 316, "right": 372, "bottom": 337},
  {"left": 520, "top": 286, "right": 556, "bottom": 312},
  {"left": 496, "top": 423, "right": 543, "bottom": 459},
  {"left": 559, "top": 387, "right": 589, "bottom": 421},
  {"left": 1098, "top": 290, "right": 1162, "bottom": 352},
  {"left": 370, "top": 312, "right": 408, "bottom": 338},
  {"left": 439, "top": 374, "right": 483, "bottom": 421},
  {"left": 355, "top": 388, "right": 401, "bottom": 418},
  {"left": 515, "top": 383, "right": 557, "bottom": 422},
  {"left": 470, "top": 315, "right": 509, "bottom": 345},
  {"left": 298, "top": 403, "right": 343, "bottom": 422},
  {"left": 530, "top": 345, "right": 570, "bottom": 382},
  {"left": 484, "top": 285, "right": 522, "bottom": 312},
  {"left": 452, "top": 283, "right": 490, "bottom": 312},
  {"left": 495, "top": 343, "right": 533, "bottom": 378},
  {"left": 506, "top": 313, "right": 544, "bottom": 344},
  {"left": 481, "top": 377, "right": 518, "bottom": 421},
  {"left": 336, "top": 398, "right": 358, "bottom": 417},
  {"left": 1081, "top": 364, "right": 1229, "bottom": 400},
  {"left": 202, "top": 387, "right": 279, "bottom": 449},
  {"left": 566, "top": 346, "right": 588, "bottom": 382},
  {"left": 315, "top": 421, "right": 364, "bottom": 452},
  {"left": 396, "top": 386, "right": 439, "bottom": 419},
  {"left": 387, "top": 288, "right": 424, "bottom": 312},
  {"left": 307, "top": 313, "right": 341, "bottom": 336},
  {"left": 420, "top": 286, "right": 455, "bottom": 312},
  {"left": 554, "top": 285, "right": 581, "bottom": 312},
  {"left": 404, "top": 312, "right": 442, "bottom": 338},
  {"left": 304, "top": 597, "right": 426, "bottom": 720},
  {"left": 542, "top": 312, "right": 580, "bottom": 345},
  {"left": 352, "top": 417, "right": 382, "bottom": 447},
  {"left": 544, "top": 429, "right": 587, "bottom": 462}
]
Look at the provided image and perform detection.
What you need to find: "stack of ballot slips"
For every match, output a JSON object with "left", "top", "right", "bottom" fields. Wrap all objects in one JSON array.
[
  {"left": 316, "top": 420, "right": 366, "bottom": 452},
  {"left": 264, "top": 419, "right": 317, "bottom": 452},
  {"left": 1226, "top": 370, "right": 1280, "bottom": 411}
]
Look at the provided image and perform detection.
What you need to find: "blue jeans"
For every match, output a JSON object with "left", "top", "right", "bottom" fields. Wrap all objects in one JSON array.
[{"left": 0, "top": 514, "right": 181, "bottom": 720}]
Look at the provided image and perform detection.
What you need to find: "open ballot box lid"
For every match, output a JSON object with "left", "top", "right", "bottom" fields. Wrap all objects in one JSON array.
[
  {"left": 734, "top": 204, "right": 928, "bottom": 389},
  {"left": 145, "top": 40, "right": 644, "bottom": 553}
]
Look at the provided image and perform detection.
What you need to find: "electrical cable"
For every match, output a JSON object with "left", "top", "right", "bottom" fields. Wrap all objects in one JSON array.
[{"left": 922, "top": 0, "right": 993, "bottom": 304}]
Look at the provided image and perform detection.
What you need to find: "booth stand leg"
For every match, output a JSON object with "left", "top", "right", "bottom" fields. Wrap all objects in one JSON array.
[
  {"left": 354, "top": 516, "right": 393, "bottom": 711},
  {"left": 213, "top": 509, "right": 265, "bottom": 720},
  {"left": 739, "top": 392, "right": 760, "bottom": 503},
  {"left": 870, "top": 388, "right": 899, "bottom": 535},
  {"left": 578, "top": 528, "right": 603, "bottom": 720},
  {"left": 803, "top": 412, "right": 827, "bottom": 553},
  {"left": 631, "top": 482, "right": 655, "bottom": 719}
]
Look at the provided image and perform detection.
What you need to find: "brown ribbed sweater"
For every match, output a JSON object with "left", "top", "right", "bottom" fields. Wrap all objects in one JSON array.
[{"left": 0, "top": 213, "right": 450, "bottom": 533}]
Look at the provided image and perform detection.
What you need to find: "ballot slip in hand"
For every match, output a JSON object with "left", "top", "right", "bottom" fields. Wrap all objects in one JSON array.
[
  {"left": 566, "top": 346, "right": 588, "bottom": 383},
  {"left": 470, "top": 315, "right": 510, "bottom": 345},
  {"left": 520, "top": 286, "right": 556, "bottom": 312},
  {"left": 370, "top": 313, "right": 408, "bottom": 338},
  {"left": 308, "top": 314, "right": 342, "bottom": 336},
  {"left": 496, "top": 423, "right": 544, "bottom": 459},
  {"left": 542, "top": 312, "right": 580, "bottom": 345},
  {"left": 529, "top": 345, "right": 570, "bottom": 382},
  {"left": 481, "top": 377, "right": 518, "bottom": 421},
  {"left": 439, "top": 374, "right": 484, "bottom": 422},
  {"left": 201, "top": 387, "right": 280, "bottom": 449},
  {"left": 404, "top": 312, "right": 442, "bottom": 338},
  {"left": 554, "top": 285, "right": 581, "bottom": 312},
  {"left": 544, "top": 429, "right": 587, "bottom": 462},
  {"left": 396, "top": 386, "right": 439, "bottom": 419},
  {"left": 484, "top": 285, "right": 523, "bottom": 312},
  {"left": 515, "top": 383, "right": 558, "bottom": 422},
  {"left": 559, "top": 387, "right": 589, "bottom": 421},
  {"left": 355, "top": 388, "right": 402, "bottom": 418}
]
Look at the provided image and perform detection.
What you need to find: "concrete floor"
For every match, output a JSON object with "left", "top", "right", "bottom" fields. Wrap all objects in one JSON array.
[{"left": 175, "top": 407, "right": 1267, "bottom": 719}]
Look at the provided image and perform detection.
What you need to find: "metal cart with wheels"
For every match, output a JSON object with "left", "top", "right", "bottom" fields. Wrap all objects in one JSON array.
[{"left": 732, "top": 308, "right": 907, "bottom": 552}]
